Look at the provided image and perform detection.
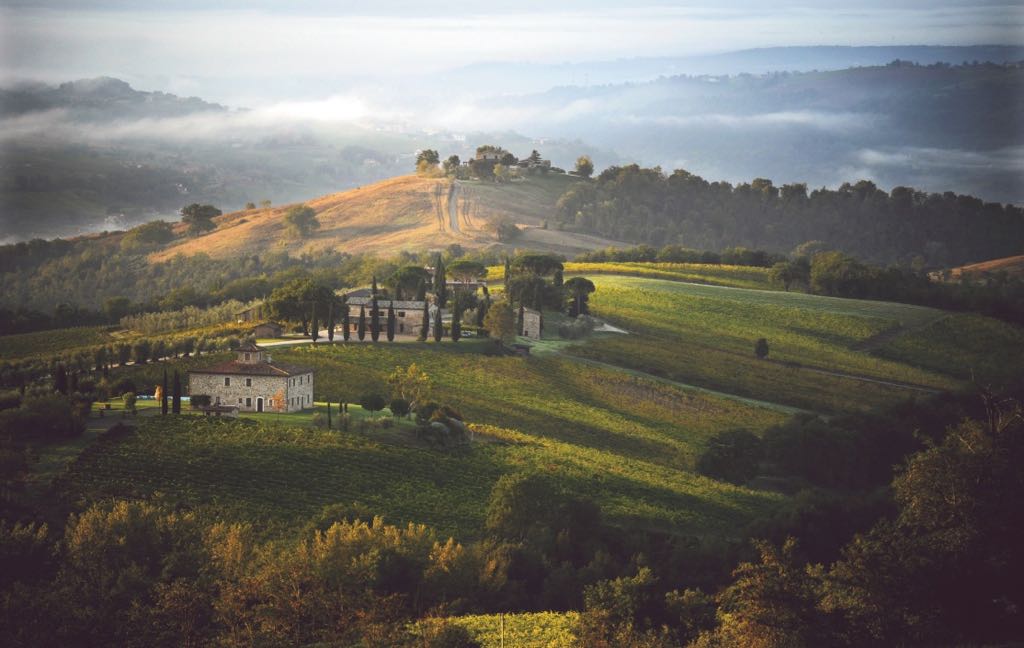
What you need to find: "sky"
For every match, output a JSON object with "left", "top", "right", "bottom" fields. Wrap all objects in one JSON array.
[{"left": 2, "top": 1, "right": 1022, "bottom": 106}]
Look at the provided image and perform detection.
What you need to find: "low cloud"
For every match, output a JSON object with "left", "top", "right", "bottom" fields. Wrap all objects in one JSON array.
[
  {"left": 620, "top": 111, "right": 873, "bottom": 131},
  {"left": 856, "top": 146, "right": 1024, "bottom": 173},
  {"left": 0, "top": 94, "right": 391, "bottom": 144}
]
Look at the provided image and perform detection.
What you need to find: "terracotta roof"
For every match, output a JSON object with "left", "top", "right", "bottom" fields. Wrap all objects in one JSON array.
[
  {"left": 189, "top": 359, "right": 312, "bottom": 377},
  {"left": 236, "top": 342, "right": 264, "bottom": 352}
]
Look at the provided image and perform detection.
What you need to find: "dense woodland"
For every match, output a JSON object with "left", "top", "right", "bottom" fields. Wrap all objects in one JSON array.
[{"left": 555, "top": 165, "right": 1024, "bottom": 266}]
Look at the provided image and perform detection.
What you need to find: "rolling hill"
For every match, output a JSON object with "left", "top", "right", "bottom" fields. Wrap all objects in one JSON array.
[
  {"left": 149, "top": 173, "right": 629, "bottom": 260},
  {"left": 947, "top": 254, "right": 1024, "bottom": 280}
]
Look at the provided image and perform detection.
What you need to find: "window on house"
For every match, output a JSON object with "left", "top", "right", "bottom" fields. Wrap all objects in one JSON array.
[
  {"left": 244, "top": 353, "right": 250, "bottom": 361},
  {"left": 224, "top": 377, "right": 230, "bottom": 386},
  {"left": 398, "top": 311, "right": 406, "bottom": 317},
  {"left": 245, "top": 378, "right": 252, "bottom": 387},
  {"left": 246, "top": 397, "right": 251, "bottom": 407}
]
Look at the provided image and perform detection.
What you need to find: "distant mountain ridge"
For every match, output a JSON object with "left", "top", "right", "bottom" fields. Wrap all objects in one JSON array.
[
  {"left": 449, "top": 45, "right": 1024, "bottom": 93},
  {"left": 0, "top": 76, "right": 228, "bottom": 120}
]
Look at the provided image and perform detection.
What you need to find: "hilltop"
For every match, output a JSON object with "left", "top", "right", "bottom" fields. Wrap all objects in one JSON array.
[{"left": 150, "top": 173, "right": 628, "bottom": 260}]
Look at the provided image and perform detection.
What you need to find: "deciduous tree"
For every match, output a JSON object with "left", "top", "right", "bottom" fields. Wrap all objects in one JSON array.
[
  {"left": 483, "top": 299, "right": 515, "bottom": 346},
  {"left": 575, "top": 155, "right": 594, "bottom": 178},
  {"left": 180, "top": 203, "right": 221, "bottom": 236},
  {"left": 284, "top": 204, "right": 319, "bottom": 238}
]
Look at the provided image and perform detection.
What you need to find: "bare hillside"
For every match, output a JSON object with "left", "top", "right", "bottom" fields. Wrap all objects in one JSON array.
[{"left": 150, "top": 174, "right": 626, "bottom": 261}]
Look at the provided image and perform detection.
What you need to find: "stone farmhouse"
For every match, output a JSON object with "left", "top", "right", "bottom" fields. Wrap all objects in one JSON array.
[
  {"left": 188, "top": 343, "right": 313, "bottom": 413},
  {"left": 345, "top": 296, "right": 444, "bottom": 337}
]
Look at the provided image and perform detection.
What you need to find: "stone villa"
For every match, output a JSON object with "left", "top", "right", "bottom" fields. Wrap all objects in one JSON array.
[
  {"left": 188, "top": 343, "right": 313, "bottom": 413},
  {"left": 345, "top": 296, "right": 443, "bottom": 336}
]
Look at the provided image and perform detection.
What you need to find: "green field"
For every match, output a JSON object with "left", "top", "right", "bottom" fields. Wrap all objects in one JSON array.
[
  {"left": 27, "top": 270, "right": 1024, "bottom": 551},
  {"left": 874, "top": 312, "right": 1024, "bottom": 384},
  {"left": 567, "top": 275, "right": 974, "bottom": 413},
  {"left": 563, "top": 261, "right": 774, "bottom": 290},
  {"left": 54, "top": 338, "right": 788, "bottom": 540}
]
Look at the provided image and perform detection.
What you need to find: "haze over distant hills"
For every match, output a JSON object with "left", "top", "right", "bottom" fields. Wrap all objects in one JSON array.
[
  {"left": 1, "top": 45, "right": 1021, "bottom": 243},
  {"left": 443, "top": 45, "right": 1024, "bottom": 94}
]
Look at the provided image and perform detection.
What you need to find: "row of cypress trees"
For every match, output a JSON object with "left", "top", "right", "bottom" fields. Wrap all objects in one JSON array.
[{"left": 159, "top": 368, "right": 183, "bottom": 414}]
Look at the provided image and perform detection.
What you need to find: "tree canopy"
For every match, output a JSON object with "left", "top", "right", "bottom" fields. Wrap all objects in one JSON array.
[
  {"left": 284, "top": 204, "right": 319, "bottom": 238},
  {"left": 555, "top": 164, "right": 1024, "bottom": 267},
  {"left": 179, "top": 203, "right": 221, "bottom": 236},
  {"left": 447, "top": 260, "right": 486, "bottom": 283},
  {"left": 575, "top": 155, "right": 594, "bottom": 178},
  {"left": 510, "top": 253, "right": 564, "bottom": 277}
]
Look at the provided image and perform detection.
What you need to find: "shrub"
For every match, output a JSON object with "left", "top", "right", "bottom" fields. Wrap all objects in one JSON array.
[
  {"left": 359, "top": 393, "right": 387, "bottom": 413},
  {"left": 559, "top": 315, "right": 597, "bottom": 339},
  {"left": 121, "top": 392, "right": 137, "bottom": 414},
  {"left": 754, "top": 338, "right": 770, "bottom": 359},
  {"left": 388, "top": 398, "right": 410, "bottom": 418},
  {"left": 190, "top": 394, "right": 211, "bottom": 409},
  {"left": 696, "top": 429, "right": 763, "bottom": 485}
]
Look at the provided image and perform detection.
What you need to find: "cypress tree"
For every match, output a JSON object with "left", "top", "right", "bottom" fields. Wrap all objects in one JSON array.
[
  {"left": 69, "top": 371, "right": 78, "bottom": 394},
  {"left": 553, "top": 268, "right": 563, "bottom": 289},
  {"left": 371, "top": 275, "right": 378, "bottom": 296},
  {"left": 161, "top": 368, "right": 168, "bottom": 416},
  {"left": 172, "top": 370, "right": 181, "bottom": 414},
  {"left": 434, "top": 254, "right": 448, "bottom": 307},
  {"left": 419, "top": 301, "right": 429, "bottom": 340},
  {"left": 326, "top": 300, "right": 335, "bottom": 342},
  {"left": 387, "top": 304, "right": 396, "bottom": 341},
  {"left": 517, "top": 304, "right": 525, "bottom": 335},
  {"left": 357, "top": 305, "right": 366, "bottom": 341},
  {"left": 342, "top": 301, "right": 350, "bottom": 341},
  {"left": 433, "top": 305, "right": 443, "bottom": 342},
  {"left": 310, "top": 302, "right": 319, "bottom": 344},
  {"left": 53, "top": 363, "right": 67, "bottom": 395},
  {"left": 415, "top": 278, "right": 427, "bottom": 301},
  {"left": 476, "top": 294, "right": 490, "bottom": 327},
  {"left": 370, "top": 298, "right": 380, "bottom": 342},
  {"left": 451, "top": 304, "right": 462, "bottom": 342}
]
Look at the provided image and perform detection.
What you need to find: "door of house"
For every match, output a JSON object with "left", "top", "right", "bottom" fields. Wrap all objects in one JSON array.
[{"left": 257, "top": 397, "right": 264, "bottom": 413}]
